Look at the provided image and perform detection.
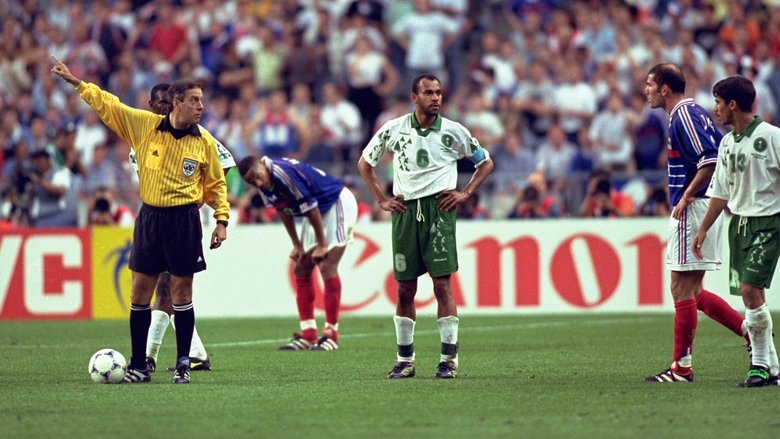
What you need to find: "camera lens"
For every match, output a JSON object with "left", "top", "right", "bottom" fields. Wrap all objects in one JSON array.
[{"left": 95, "top": 198, "right": 111, "bottom": 212}]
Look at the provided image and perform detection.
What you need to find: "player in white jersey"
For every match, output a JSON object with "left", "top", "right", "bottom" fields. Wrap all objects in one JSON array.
[
  {"left": 136, "top": 83, "right": 236, "bottom": 372},
  {"left": 358, "top": 74, "right": 494, "bottom": 379},
  {"left": 693, "top": 76, "right": 780, "bottom": 387}
]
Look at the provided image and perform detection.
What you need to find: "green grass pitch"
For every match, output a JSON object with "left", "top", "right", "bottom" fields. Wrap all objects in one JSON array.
[{"left": 1, "top": 314, "right": 779, "bottom": 438}]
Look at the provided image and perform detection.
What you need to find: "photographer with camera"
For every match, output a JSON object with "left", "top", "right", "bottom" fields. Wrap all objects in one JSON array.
[
  {"left": 1, "top": 140, "right": 34, "bottom": 226},
  {"left": 88, "top": 186, "right": 135, "bottom": 226},
  {"left": 639, "top": 184, "right": 671, "bottom": 217},
  {"left": 508, "top": 172, "right": 563, "bottom": 219},
  {"left": 578, "top": 170, "right": 636, "bottom": 218},
  {"left": 27, "top": 148, "right": 77, "bottom": 227}
]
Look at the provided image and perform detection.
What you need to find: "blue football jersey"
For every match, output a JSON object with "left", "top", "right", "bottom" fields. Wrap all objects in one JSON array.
[
  {"left": 258, "top": 157, "right": 343, "bottom": 216},
  {"left": 667, "top": 98, "right": 722, "bottom": 206}
]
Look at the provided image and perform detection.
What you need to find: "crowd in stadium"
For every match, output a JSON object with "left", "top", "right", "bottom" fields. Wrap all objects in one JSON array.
[{"left": 1, "top": 0, "right": 779, "bottom": 227}]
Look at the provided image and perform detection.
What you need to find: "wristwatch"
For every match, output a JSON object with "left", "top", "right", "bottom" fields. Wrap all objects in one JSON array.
[{"left": 217, "top": 220, "right": 228, "bottom": 227}]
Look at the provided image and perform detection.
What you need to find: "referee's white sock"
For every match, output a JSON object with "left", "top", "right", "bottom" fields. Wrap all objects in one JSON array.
[{"left": 146, "top": 310, "right": 169, "bottom": 361}]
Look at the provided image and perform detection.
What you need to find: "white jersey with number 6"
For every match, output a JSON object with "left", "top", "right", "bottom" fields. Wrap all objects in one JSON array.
[{"left": 361, "top": 113, "right": 490, "bottom": 200}]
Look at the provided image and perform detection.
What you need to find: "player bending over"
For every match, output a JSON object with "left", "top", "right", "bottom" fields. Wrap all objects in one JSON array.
[{"left": 239, "top": 155, "right": 357, "bottom": 350}]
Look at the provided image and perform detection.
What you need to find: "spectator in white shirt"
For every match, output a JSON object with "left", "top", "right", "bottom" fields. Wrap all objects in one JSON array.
[
  {"left": 391, "top": 0, "right": 459, "bottom": 89},
  {"left": 589, "top": 93, "right": 634, "bottom": 172},
  {"left": 320, "top": 81, "right": 362, "bottom": 170}
]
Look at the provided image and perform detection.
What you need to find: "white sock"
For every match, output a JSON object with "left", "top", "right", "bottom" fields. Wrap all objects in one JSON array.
[
  {"left": 769, "top": 337, "right": 779, "bottom": 376},
  {"left": 767, "top": 310, "right": 779, "bottom": 376},
  {"left": 171, "top": 314, "right": 208, "bottom": 360},
  {"left": 189, "top": 325, "right": 208, "bottom": 360},
  {"left": 437, "top": 315, "right": 459, "bottom": 367},
  {"left": 746, "top": 304, "right": 773, "bottom": 369},
  {"left": 146, "top": 310, "right": 170, "bottom": 361},
  {"left": 300, "top": 319, "right": 317, "bottom": 332},
  {"left": 393, "top": 315, "right": 415, "bottom": 362}
]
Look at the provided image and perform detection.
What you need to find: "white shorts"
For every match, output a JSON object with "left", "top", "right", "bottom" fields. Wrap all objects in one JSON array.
[
  {"left": 666, "top": 198, "right": 723, "bottom": 271},
  {"left": 300, "top": 188, "right": 358, "bottom": 252}
]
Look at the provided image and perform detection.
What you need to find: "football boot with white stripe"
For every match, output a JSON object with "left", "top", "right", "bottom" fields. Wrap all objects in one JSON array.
[
  {"left": 644, "top": 363, "right": 694, "bottom": 382},
  {"left": 171, "top": 357, "right": 191, "bottom": 384},
  {"left": 311, "top": 336, "right": 339, "bottom": 351},
  {"left": 278, "top": 333, "right": 315, "bottom": 351},
  {"left": 123, "top": 366, "right": 152, "bottom": 383}
]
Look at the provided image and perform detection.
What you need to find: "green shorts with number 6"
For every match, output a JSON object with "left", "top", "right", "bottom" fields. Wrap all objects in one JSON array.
[
  {"left": 727, "top": 214, "right": 780, "bottom": 296},
  {"left": 391, "top": 195, "right": 458, "bottom": 281}
]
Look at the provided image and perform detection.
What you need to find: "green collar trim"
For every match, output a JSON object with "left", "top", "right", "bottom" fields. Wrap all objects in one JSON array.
[
  {"left": 411, "top": 113, "right": 442, "bottom": 137},
  {"left": 733, "top": 116, "right": 762, "bottom": 142}
]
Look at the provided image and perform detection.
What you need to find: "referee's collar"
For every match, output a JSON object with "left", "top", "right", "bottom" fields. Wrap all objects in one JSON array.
[{"left": 157, "top": 115, "right": 202, "bottom": 140}]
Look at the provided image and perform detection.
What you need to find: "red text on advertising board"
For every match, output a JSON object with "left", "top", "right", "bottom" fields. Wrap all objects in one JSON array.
[{"left": 0, "top": 230, "right": 91, "bottom": 319}]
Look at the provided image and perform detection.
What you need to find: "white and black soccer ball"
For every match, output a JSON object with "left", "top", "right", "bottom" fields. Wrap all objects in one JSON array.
[{"left": 88, "top": 349, "right": 127, "bottom": 384}]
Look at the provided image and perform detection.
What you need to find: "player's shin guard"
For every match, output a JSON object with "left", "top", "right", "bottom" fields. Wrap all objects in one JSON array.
[
  {"left": 295, "top": 276, "right": 317, "bottom": 341},
  {"left": 173, "top": 302, "right": 195, "bottom": 362},
  {"left": 146, "top": 310, "right": 169, "bottom": 361},
  {"left": 130, "top": 303, "right": 152, "bottom": 369},
  {"left": 393, "top": 315, "right": 416, "bottom": 362},
  {"left": 437, "top": 316, "right": 459, "bottom": 366},
  {"left": 746, "top": 304, "right": 773, "bottom": 370},
  {"left": 697, "top": 290, "right": 745, "bottom": 337},
  {"left": 324, "top": 276, "right": 341, "bottom": 339},
  {"left": 674, "top": 299, "right": 697, "bottom": 368}
]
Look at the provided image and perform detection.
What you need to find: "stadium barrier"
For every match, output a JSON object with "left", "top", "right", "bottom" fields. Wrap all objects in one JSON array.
[{"left": 1, "top": 218, "right": 773, "bottom": 320}]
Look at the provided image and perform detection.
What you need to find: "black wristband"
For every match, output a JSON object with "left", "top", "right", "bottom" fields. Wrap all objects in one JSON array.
[{"left": 217, "top": 220, "right": 228, "bottom": 227}]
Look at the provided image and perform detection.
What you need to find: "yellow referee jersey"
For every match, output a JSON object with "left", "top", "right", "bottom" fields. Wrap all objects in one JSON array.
[{"left": 76, "top": 82, "right": 229, "bottom": 221}]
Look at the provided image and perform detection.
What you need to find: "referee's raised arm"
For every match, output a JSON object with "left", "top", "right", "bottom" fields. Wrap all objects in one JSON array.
[
  {"left": 51, "top": 53, "right": 157, "bottom": 151},
  {"left": 51, "top": 54, "right": 229, "bottom": 385}
]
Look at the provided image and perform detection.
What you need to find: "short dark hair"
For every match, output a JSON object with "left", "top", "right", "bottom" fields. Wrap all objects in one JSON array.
[
  {"left": 712, "top": 76, "right": 756, "bottom": 112},
  {"left": 150, "top": 83, "right": 170, "bottom": 101},
  {"left": 237, "top": 155, "right": 260, "bottom": 177},
  {"left": 411, "top": 74, "right": 441, "bottom": 94},
  {"left": 30, "top": 149, "right": 50, "bottom": 159},
  {"left": 648, "top": 63, "right": 686, "bottom": 94},
  {"left": 168, "top": 79, "right": 201, "bottom": 104}
]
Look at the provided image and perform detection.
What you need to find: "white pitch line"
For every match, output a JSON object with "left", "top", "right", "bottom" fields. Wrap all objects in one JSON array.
[
  {"left": 0, "top": 316, "right": 660, "bottom": 350},
  {"left": 208, "top": 316, "right": 658, "bottom": 348}
]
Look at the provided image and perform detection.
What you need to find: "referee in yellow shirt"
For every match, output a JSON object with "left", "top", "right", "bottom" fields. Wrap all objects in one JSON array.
[{"left": 51, "top": 55, "right": 229, "bottom": 385}]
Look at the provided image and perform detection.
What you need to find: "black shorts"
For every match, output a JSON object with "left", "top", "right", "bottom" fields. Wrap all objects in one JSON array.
[{"left": 129, "top": 203, "right": 206, "bottom": 276}]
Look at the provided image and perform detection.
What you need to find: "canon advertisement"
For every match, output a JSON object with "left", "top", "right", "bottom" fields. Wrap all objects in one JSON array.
[{"left": 1, "top": 219, "right": 772, "bottom": 319}]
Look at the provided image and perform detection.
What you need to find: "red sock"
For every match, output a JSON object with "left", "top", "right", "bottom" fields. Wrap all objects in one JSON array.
[
  {"left": 674, "top": 299, "right": 697, "bottom": 367},
  {"left": 323, "top": 275, "right": 341, "bottom": 339},
  {"left": 295, "top": 275, "right": 315, "bottom": 323},
  {"left": 697, "top": 290, "right": 745, "bottom": 337}
]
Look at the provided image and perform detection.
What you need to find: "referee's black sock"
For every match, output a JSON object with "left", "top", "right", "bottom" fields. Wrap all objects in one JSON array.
[
  {"left": 129, "top": 303, "right": 151, "bottom": 370},
  {"left": 173, "top": 302, "right": 195, "bottom": 362}
]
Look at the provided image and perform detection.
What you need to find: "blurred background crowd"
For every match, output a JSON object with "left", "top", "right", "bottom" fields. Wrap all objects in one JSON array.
[{"left": 1, "top": 0, "right": 779, "bottom": 228}]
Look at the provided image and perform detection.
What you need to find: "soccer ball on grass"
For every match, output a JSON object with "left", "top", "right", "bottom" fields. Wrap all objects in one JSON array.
[{"left": 88, "top": 349, "right": 127, "bottom": 384}]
